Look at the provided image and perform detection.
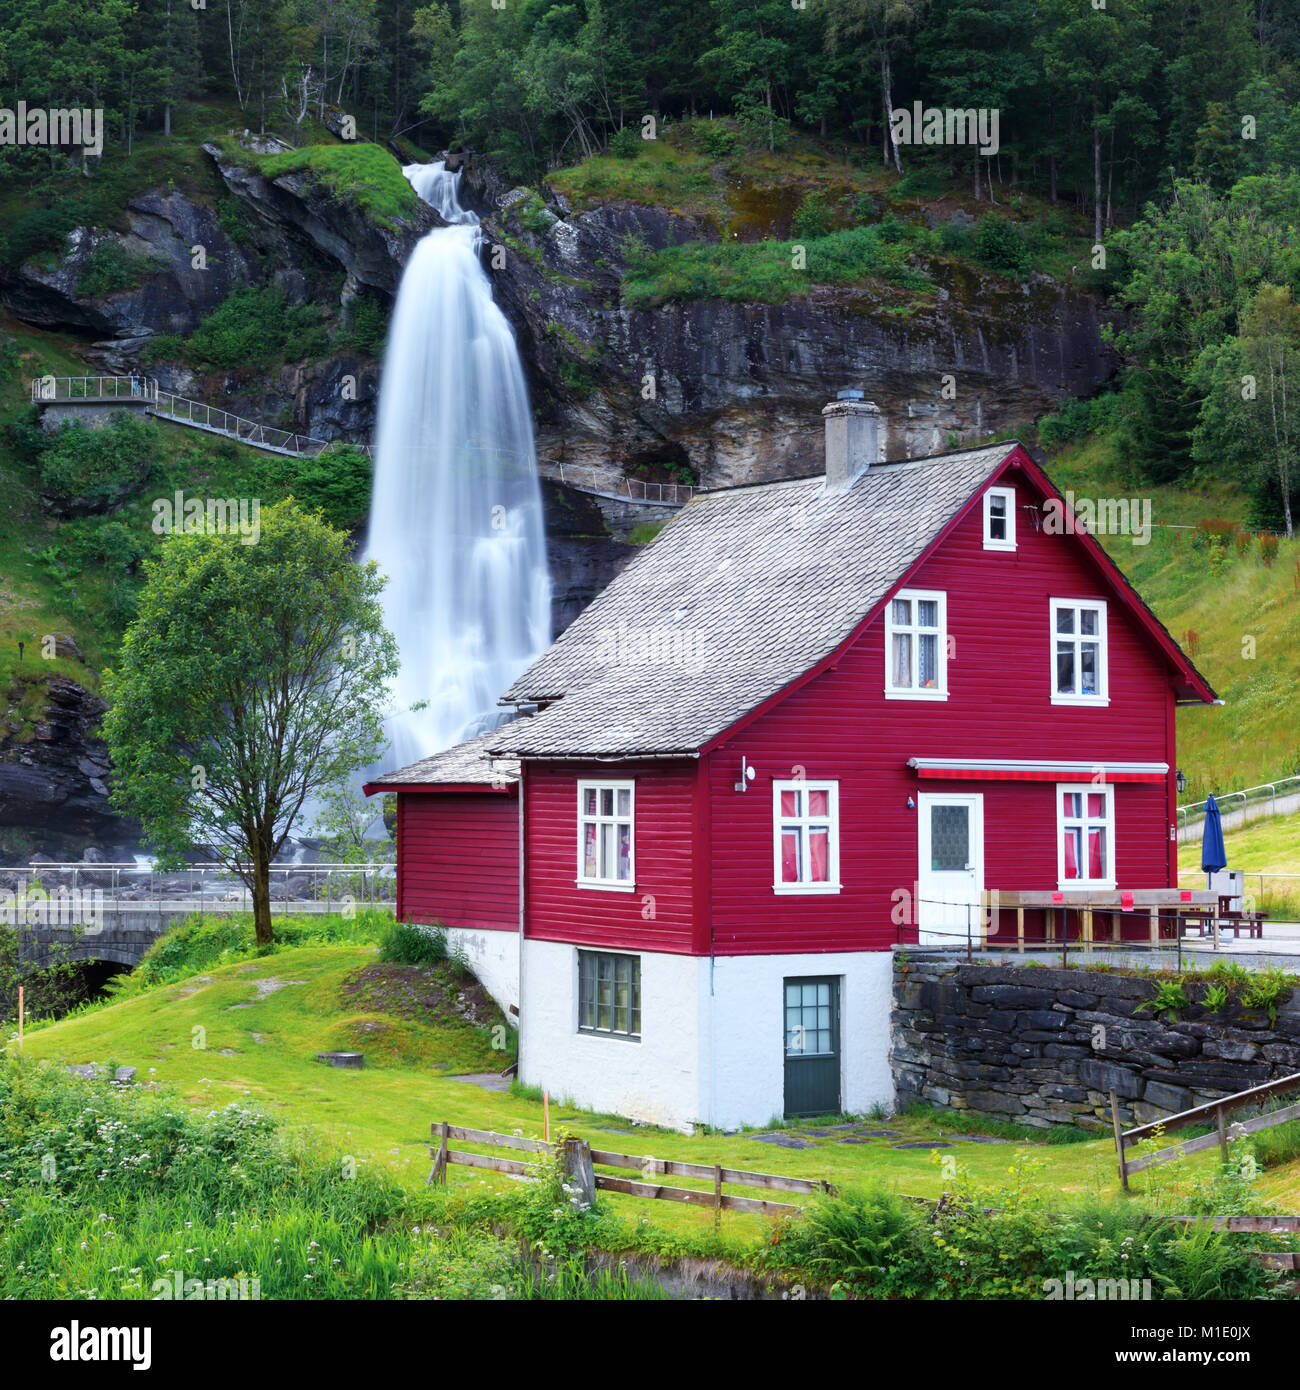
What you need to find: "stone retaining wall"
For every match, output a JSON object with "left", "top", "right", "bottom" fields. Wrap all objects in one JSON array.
[{"left": 891, "top": 954, "right": 1300, "bottom": 1130}]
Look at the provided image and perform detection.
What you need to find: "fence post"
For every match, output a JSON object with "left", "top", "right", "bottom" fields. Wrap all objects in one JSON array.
[
  {"left": 428, "top": 1120, "right": 449, "bottom": 1185},
  {"left": 1110, "top": 1089, "right": 1129, "bottom": 1191},
  {"left": 714, "top": 1163, "right": 723, "bottom": 1229},
  {"left": 560, "top": 1137, "right": 596, "bottom": 1207},
  {"left": 1216, "top": 1104, "right": 1229, "bottom": 1165}
]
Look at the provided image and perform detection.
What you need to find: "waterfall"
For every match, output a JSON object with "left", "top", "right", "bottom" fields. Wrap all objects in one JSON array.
[{"left": 364, "top": 162, "right": 551, "bottom": 773}]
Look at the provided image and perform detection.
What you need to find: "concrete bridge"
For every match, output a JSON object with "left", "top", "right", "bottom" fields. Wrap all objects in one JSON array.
[
  {"left": 7, "top": 862, "right": 396, "bottom": 972},
  {"left": 18, "top": 898, "right": 395, "bottom": 971}
]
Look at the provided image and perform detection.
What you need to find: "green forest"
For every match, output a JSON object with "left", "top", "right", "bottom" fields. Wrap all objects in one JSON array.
[{"left": 3, "top": 0, "right": 1300, "bottom": 526}]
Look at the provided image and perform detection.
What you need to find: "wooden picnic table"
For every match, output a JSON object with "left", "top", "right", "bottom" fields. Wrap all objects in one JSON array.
[{"left": 981, "top": 888, "right": 1222, "bottom": 949}]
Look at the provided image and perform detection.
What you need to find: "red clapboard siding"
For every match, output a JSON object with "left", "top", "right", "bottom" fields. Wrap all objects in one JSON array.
[
  {"left": 398, "top": 791, "right": 518, "bottom": 931},
  {"left": 706, "top": 471, "right": 1181, "bottom": 956},
  {"left": 523, "top": 760, "right": 698, "bottom": 953}
]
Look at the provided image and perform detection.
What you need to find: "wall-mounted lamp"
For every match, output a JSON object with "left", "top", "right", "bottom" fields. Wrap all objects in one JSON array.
[
  {"left": 907, "top": 795, "right": 915, "bottom": 811},
  {"left": 734, "top": 757, "right": 756, "bottom": 793},
  {"left": 1175, "top": 769, "right": 1187, "bottom": 796}
]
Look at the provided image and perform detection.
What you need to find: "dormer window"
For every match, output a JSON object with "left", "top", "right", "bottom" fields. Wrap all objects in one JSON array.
[
  {"left": 983, "top": 487, "right": 1016, "bottom": 551},
  {"left": 885, "top": 589, "right": 948, "bottom": 700}
]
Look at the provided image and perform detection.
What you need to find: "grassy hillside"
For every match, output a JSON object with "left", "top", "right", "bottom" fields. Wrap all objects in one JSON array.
[
  {"left": 0, "top": 319, "right": 371, "bottom": 784},
  {"left": 1179, "top": 810, "right": 1300, "bottom": 918}
]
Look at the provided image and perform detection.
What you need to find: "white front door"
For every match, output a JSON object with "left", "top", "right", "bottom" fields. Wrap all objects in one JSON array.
[{"left": 917, "top": 793, "right": 984, "bottom": 947}]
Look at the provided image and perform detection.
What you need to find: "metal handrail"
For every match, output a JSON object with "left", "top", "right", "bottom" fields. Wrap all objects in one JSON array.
[
  {"left": 30, "top": 376, "right": 371, "bottom": 460},
  {"left": 1177, "top": 775, "right": 1300, "bottom": 828},
  {"left": 542, "top": 458, "right": 696, "bottom": 505}
]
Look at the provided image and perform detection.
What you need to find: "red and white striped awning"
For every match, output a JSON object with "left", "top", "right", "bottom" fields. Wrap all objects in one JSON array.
[{"left": 906, "top": 758, "right": 1169, "bottom": 784}]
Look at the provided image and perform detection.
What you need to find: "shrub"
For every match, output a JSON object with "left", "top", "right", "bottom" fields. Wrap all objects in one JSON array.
[
  {"left": 1037, "top": 393, "right": 1123, "bottom": 448},
  {"left": 791, "top": 191, "right": 834, "bottom": 239},
  {"left": 0, "top": 200, "right": 90, "bottom": 267},
  {"left": 608, "top": 126, "right": 642, "bottom": 160},
  {"left": 975, "top": 213, "right": 1030, "bottom": 276},
  {"left": 940, "top": 218, "right": 977, "bottom": 257},
  {"left": 379, "top": 921, "right": 448, "bottom": 966},
  {"left": 76, "top": 242, "right": 163, "bottom": 297},
  {"left": 772, "top": 1185, "right": 922, "bottom": 1294},
  {"left": 695, "top": 123, "right": 737, "bottom": 159},
  {"left": 336, "top": 294, "right": 389, "bottom": 358},
  {"left": 1260, "top": 532, "right": 1280, "bottom": 565},
  {"left": 280, "top": 443, "right": 374, "bottom": 530},
  {"left": 37, "top": 412, "right": 157, "bottom": 514},
  {"left": 184, "top": 284, "right": 328, "bottom": 372}
]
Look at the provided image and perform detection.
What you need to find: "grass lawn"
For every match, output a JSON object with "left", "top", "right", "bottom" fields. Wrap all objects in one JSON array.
[{"left": 14, "top": 942, "right": 1249, "bottom": 1243}]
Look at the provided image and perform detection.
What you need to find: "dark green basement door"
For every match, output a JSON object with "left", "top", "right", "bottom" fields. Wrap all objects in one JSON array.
[{"left": 783, "top": 976, "right": 841, "bottom": 1118}]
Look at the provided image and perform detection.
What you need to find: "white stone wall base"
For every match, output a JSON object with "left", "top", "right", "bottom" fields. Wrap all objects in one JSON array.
[{"left": 518, "top": 940, "right": 895, "bottom": 1131}]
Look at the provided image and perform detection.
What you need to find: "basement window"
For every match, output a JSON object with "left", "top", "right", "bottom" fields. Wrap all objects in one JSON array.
[
  {"left": 1051, "top": 599, "right": 1108, "bottom": 705},
  {"left": 773, "top": 780, "right": 841, "bottom": 894},
  {"left": 983, "top": 486, "right": 1016, "bottom": 551},
  {"left": 578, "top": 950, "right": 641, "bottom": 1040},
  {"left": 885, "top": 589, "right": 948, "bottom": 699},
  {"left": 1057, "top": 784, "right": 1115, "bottom": 890},
  {"left": 576, "top": 780, "right": 635, "bottom": 889}
]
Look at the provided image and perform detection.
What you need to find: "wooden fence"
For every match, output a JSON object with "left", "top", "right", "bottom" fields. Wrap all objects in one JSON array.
[
  {"left": 1111, "top": 1071, "right": 1300, "bottom": 1190},
  {"left": 430, "top": 1121, "right": 1300, "bottom": 1271},
  {"left": 427, "top": 1122, "right": 832, "bottom": 1220}
]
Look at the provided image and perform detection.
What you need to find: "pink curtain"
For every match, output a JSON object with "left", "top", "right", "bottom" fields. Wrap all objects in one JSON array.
[
  {"left": 1064, "top": 830, "right": 1078, "bottom": 879},
  {"left": 1088, "top": 828, "right": 1104, "bottom": 879},
  {"left": 781, "top": 790, "right": 799, "bottom": 817},
  {"left": 809, "top": 829, "right": 829, "bottom": 881},
  {"left": 781, "top": 831, "right": 800, "bottom": 883},
  {"left": 809, "top": 789, "right": 828, "bottom": 816}
]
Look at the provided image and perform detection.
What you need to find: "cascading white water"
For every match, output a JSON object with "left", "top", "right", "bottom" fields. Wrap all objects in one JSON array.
[{"left": 364, "top": 162, "right": 551, "bottom": 773}]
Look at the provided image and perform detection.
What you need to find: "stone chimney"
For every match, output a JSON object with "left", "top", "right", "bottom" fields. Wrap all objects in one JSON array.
[{"left": 822, "top": 390, "right": 882, "bottom": 492}]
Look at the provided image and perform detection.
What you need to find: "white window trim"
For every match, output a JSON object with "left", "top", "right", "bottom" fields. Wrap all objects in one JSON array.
[
  {"left": 1050, "top": 598, "right": 1109, "bottom": 706},
  {"left": 884, "top": 588, "right": 949, "bottom": 701},
  {"left": 1056, "top": 782, "right": 1116, "bottom": 891},
  {"left": 772, "top": 779, "right": 842, "bottom": 894},
  {"left": 575, "top": 779, "right": 636, "bottom": 891},
  {"left": 575, "top": 948, "right": 642, "bottom": 1043},
  {"left": 983, "top": 486, "right": 1017, "bottom": 551}
]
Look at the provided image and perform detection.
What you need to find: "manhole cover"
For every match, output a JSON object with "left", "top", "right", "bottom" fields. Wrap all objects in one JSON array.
[{"left": 315, "top": 1051, "right": 364, "bottom": 1068}]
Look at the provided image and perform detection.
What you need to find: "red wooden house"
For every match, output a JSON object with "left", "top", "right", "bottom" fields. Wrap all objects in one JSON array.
[{"left": 366, "top": 397, "right": 1215, "bottom": 1130}]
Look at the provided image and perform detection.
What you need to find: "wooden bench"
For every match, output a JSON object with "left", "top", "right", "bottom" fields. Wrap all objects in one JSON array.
[{"left": 1182, "top": 894, "right": 1266, "bottom": 940}]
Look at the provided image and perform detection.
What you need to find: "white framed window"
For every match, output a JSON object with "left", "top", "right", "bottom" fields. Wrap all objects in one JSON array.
[
  {"left": 578, "top": 950, "right": 641, "bottom": 1040},
  {"left": 885, "top": 589, "right": 948, "bottom": 699},
  {"left": 772, "top": 780, "right": 841, "bottom": 894},
  {"left": 1050, "top": 599, "right": 1108, "bottom": 705},
  {"left": 983, "top": 486, "right": 1016, "bottom": 551},
  {"left": 1057, "top": 784, "right": 1115, "bottom": 890},
  {"left": 576, "top": 780, "right": 635, "bottom": 890}
]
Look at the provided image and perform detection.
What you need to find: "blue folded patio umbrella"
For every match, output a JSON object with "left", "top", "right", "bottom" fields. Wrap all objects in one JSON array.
[{"left": 1201, "top": 793, "right": 1227, "bottom": 887}]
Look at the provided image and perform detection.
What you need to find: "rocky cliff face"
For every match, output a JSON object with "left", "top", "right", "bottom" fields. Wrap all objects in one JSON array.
[
  {"left": 0, "top": 677, "right": 134, "bottom": 859},
  {"left": 480, "top": 194, "right": 1121, "bottom": 486}
]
